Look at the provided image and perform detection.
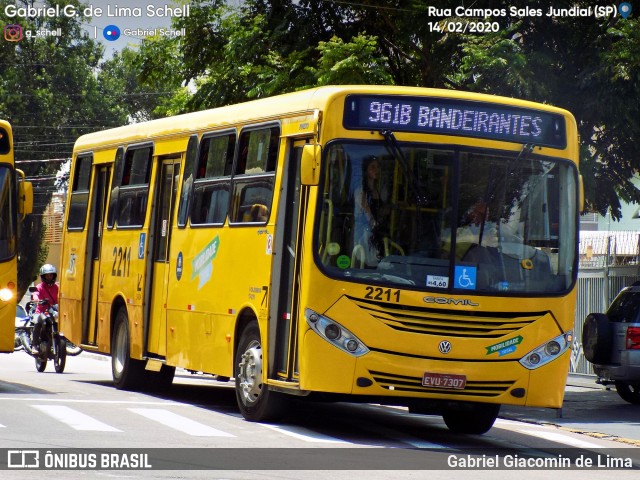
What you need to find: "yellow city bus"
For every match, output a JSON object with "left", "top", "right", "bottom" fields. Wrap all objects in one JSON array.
[
  {"left": 0, "top": 120, "right": 33, "bottom": 353},
  {"left": 60, "top": 86, "right": 580, "bottom": 433}
]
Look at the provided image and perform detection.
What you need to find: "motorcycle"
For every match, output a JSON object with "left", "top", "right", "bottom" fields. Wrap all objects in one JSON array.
[
  {"left": 15, "top": 306, "right": 83, "bottom": 358},
  {"left": 16, "top": 287, "right": 70, "bottom": 373}
]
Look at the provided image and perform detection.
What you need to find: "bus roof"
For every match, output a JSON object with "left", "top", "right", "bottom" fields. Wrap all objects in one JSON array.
[{"left": 73, "top": 85, "right": 574, "bottom": 152}]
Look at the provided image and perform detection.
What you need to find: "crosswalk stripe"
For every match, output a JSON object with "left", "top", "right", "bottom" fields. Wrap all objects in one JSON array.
[
  {"left": 517, "top": 429, "right": 605, "bottom": 448},
  {"left": 128, "top": 408, "right": 234, "bottom": 437},
  {"left": 32, "top": 405, "right": 121, "bottom": 432},
  {"left": 259, "top": 423, "right": 348, "bottom": 443}
]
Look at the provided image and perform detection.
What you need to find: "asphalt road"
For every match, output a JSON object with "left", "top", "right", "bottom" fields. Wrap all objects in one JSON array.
[{"left": 501, "top": 374, "right": 640, "bottom": 445}]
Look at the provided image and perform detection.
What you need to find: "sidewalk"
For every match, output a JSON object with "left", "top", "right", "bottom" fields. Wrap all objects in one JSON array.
[{"left": 500, "top": 373, "right": 640, "bottom": 445}]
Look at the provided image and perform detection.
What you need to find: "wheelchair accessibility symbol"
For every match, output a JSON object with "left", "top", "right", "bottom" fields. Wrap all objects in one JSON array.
[{"left": 454, "top": 266, "right": 476, "bottom": 290}]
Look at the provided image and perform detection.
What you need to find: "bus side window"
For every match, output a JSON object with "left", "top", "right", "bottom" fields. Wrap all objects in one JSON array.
[
  {"left": 67, "top": 154, "right": 93, "bottom": 230},
  {"left": 116, "top": 146, "right": 152, "bottom": 229},
  {"left": 233, "top": 181, "right": 273, "bottom": 224},
  {"left": 230, "top": 125, "right": 279, "bottom": 224},
  {"left": 107, "top": 147, "right": 125, "bottom": 229},
  {"left": 189, "top": 132, "right": 235, "bottom": 226},
  {"left": 177, "top": 135, "right": 198, "bottom": 228}
]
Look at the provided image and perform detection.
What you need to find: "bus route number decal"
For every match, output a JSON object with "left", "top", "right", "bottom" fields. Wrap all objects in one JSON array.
[
  {"left": 112, "top": 246, "right": 132, "bottom": 277},
  {"left": 364, "top": 286, "right": 400, "bottom": 302}
]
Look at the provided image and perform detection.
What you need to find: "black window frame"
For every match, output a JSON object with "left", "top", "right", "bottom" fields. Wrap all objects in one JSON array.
[
  {"left": 66, "top": 154, "right": 93, "bottom": 231},
  {"left": 114, "top": 144, "right": 153, "bottom": 229},
  {"left": 189, "top": 130, "right": 236, "bottom": 227},
  {"left": 229, "top": 123, "right": 280, "bottom": 225}
]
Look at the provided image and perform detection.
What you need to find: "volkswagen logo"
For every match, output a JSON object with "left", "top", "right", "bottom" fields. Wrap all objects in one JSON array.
[{"left": 438, "top": 340, "right": 452, "bottom": 354}]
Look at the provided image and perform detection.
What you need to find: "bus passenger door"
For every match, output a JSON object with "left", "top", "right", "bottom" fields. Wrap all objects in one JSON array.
[
  {"left": 145, "top": 157, "right": 180, "bottom": 358},
  {"left": 83, "top": 165, "right": 110, "bottom": 345},
  {"left": 269, "top": 140, "right": 306, "bottom": 381}
]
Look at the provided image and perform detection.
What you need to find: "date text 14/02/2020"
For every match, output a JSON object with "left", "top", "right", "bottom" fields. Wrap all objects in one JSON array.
[{"left": 428, "top": 21, "right": 499, "bottom": 34}]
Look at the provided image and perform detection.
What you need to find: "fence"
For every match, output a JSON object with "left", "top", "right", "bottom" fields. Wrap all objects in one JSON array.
[{"left": 572, "top": 232, "right": 640, "bottom": 374}]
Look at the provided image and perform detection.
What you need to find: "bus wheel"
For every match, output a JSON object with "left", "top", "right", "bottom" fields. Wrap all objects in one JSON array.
[
  {"left": 235, "top": 323, "right": 287, "bottom": 422},
  {"left": 442, "top": 403, "right": 500, "bottom": 434},
  {"left": 112, "top": 306, "right": 147, "bottom": 390}
]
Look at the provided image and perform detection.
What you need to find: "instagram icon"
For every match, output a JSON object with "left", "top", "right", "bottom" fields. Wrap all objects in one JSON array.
[{"left": 4, "top": 24, "right": 23, "bottom": 42}]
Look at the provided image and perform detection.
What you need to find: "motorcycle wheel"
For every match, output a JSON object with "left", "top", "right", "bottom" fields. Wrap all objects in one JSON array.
[
  {"left": 54, "top": 337, "right": 67, "bottom": 373},
  {"left": 65, "top": 341, "right": 83, "bottom": 356},
  {"left": 35, "top": 340, "right": 49, "bottom": 372}
]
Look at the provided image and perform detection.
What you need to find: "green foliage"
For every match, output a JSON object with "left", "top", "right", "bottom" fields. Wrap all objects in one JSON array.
[
  {"left": 0, "top": 0, "right": 107, "bottom": 293},
  {"left": 310, "top": 35, "right": 394, "bottom": 86},
  {"left": 100, "top": 39, "right": 186, "bottom": 120},
  {"left": 447, "top": 7, "right": 640, "bottom": 219},
  {"left": 130, "top": 0, "right": 640, "bottom": 220}
]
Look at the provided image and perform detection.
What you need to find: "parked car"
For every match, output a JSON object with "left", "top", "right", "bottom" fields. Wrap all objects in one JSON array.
[{"left": 582, "top": 283, "right": 640, "bottom": 404}]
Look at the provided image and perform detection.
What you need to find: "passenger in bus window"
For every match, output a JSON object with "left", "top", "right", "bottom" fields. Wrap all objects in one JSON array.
[
  {"left": 242, "top": 203, "right": 268, "bottom": 222},
  {"left": 455, "top": 199, "right": 499, "bottom": 252},
  {"left": 354, "top": 156, "right": 388, "bottom": 267}
]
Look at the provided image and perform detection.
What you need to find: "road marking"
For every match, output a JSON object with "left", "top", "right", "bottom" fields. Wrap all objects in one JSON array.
[
  {"left": 259, "top": 423, "right": 348, "bottom": 443},
  {"left": 496, "top": 420, "right": 607, "bottom": 448},
  {"left": 32, "top": 405, "right": 120, "bottom": 432},
  {"left": 129, "top": 408, "right": 234, "bottom": 437},
  {"left": 0, "top": 397, "right": 185, "bottom": 405},
  {"left": 516, "top": 429, "right": 606, "bottom": 448}
]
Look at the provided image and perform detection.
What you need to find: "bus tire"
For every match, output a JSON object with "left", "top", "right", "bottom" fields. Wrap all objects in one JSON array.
[
  {"left": 235, "top": 323, "right": 287, "bottom": 422},
  {"left": 582, "top": 313, "right": 611, "bottom": 364},
  {"left": 442, "top": 402, "right": 500, "bottom": 434},
  {"left": 112, "top": 306, "right": 147, "bottom": 390}
]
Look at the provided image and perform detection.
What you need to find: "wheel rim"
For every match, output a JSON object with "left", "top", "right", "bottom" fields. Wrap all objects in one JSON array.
[
  {"left": 238, "top": 340, "right": 262, "bottom": 405},
  {"left": 113, "top": 322, "right": 127, "bottom": 377}
]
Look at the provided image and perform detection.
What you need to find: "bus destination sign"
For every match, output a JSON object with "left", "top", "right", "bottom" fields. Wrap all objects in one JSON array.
[{"left": 343, "top": 95, "right": 567, "bottom": 148}]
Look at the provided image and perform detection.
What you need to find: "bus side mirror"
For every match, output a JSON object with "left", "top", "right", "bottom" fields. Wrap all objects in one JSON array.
[
  {"left": 17, "top": 169, "right": 33, "bottom": 220},
  {"left": 578, "top": 174, "right": 584, "bottom": 213},
  {"left": 300, "top": 144, "right": 321, "bottom": 186}
]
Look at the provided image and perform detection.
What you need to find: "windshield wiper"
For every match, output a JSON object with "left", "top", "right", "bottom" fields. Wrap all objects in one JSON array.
[
  {"left": 380, "top": 130, "right": 429, "bottom": 206},
  {"left": 478, "top": 143, "right": 536, "bottom": 246}
]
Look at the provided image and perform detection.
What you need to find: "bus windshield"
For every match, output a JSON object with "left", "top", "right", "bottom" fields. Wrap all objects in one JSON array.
[
  {"left": 0, "top": 166, "right": 16, "bottom": 261},
  {"left": 316, "top": 141, "right": 578, "bottom": 294}
]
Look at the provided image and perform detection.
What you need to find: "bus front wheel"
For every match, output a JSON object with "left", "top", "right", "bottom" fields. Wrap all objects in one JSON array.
[
  {"left": 112, "top": 306, "right": 147, "bottom": 390},
  {"left": 235, "top": 323, "right": 287, "bottom": 422},
  {"left": 442, "top": 402, "right": 500, "bottom": 434}
]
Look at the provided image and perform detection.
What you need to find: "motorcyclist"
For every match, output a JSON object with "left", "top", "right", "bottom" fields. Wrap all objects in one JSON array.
[{"left": 30, "top": 264, "right": 59, "bottom": 355}]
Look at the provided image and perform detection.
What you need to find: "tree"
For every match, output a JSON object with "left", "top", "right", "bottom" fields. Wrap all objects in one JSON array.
[
  {"left": 0, "top": 1, "right": 107, "bottom": 294},
  {"left": 447, "top": 1, "right": 640, "bottom": 219},
  {"left": 99, "top": 41, "right": 188, "bottom": 121},
  {"left": 102, "top": 0, "right": 640, "bottom": 221}
]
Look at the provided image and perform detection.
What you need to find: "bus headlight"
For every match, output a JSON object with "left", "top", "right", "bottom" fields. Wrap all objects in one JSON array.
[
  {"left": 0, "top": 288, "right": 13, "bottom": 302},
  {"left": 305, "top": 308, "right": 369, "bottom": 357},
  {"left": 519, "top": 331, "right": 572, "bottom": 370}
]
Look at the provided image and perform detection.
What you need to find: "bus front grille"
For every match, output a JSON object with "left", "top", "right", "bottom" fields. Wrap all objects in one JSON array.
[
  {"left": 368, "top": 370, "right": 514, "bottom": 397},
  {"left": 348, "top": 296, "right": 544, "bottom": 338}
]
